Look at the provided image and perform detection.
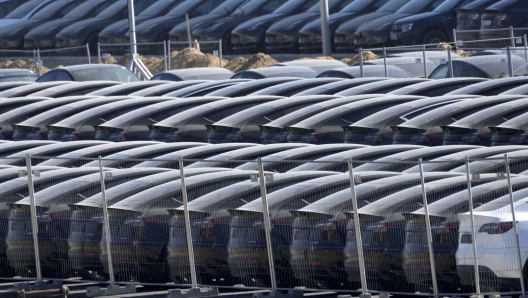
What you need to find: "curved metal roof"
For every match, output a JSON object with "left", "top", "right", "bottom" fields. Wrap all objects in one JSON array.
[
  {"left": 132, "top": 143, "right": 256, "bottom": 168},
  {"left": 232, "top": 66, "right": 318, "bottom": 79},
  {"left": 0, "top": 140, "right": 57, "bottom": 156},
  {"left": 206, "top": 78, "right": 301, "bottom": 97},
  {"left": 81, "top": 143, "right": 207, "bottom": 168},
  {"left": 87, "top": 81, "right": 168, "bottom": 96},
  {"left": 272, "top": 60, "right": 349, "bottom": 73},
  {"left": 288, "top": 145, "right": 424, "bottom": 172},
  {"left": 0, "top": 81, "right": 69, "bottom": 98},
  {"left": 318, "top": 65, "right": 414, "bottom": 79},
  {"left": 335, "top": 78, "right": 429, "bottom": 96},
  {"left": 30, "top": 81, "right": 122, "bottom": 97},
  {"left": 403, "top": 145, "right": 528, "bottom": 173},
  {"left": 48, "top": 97, "right": 170, "bottom": 130},
  {"left": 388, "top": 78, "right": 489, "bottom": 95},
  {"left": 152, "top": 96, "right": 281, "bottom": 129},
  {"left": 354, "top": 145, "right": 481, "bottom": 172},
  {"left": 186, "top": 143, "right": 311, "bottom": 169},
  {"left": 129, "top": 80, "right": 210, "bottom": 96},
  {"left": 446, "top": 76, "right": 528, "bottom": 95},
  {"left": 293, "top": 78, "right": 392, "bottom": 96},
  {"left": 262, "top": 95, "right": 378, "bottom": 129},
  {"left": 289, "top": 95, "right": 422, "bottom": 130},
  {"left": 249, "top": 78, "right": 343, "bottom": 96},
  {"left": 74, "top": 168, "right": 233, "bottom": 208},
  {"left": 354, "top": 57, "right": 437, "bottom": 78},
  {"left": 94, "top": 97, "right": 223, "bottom": 131},
  {"left": 155, "top": 67, "right": 233, "bottom": 81},
  {"left": 162, "top": 79, "right": 250, "bottom": 97}
]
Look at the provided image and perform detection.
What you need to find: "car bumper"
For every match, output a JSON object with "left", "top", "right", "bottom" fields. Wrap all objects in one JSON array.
[
  {"left": 389, "top": 31, "right": 418, "bottom": 45},
  {"left": 24, "top": 37, "right": 54, "bottom": 49},
  {"left": 0, "top": 37, "right": 19, "bottom": 49},
  {"left": 334, "top": 35, "right": 356, "bottom": 52},
  {"left": 265, "top": 34, "right": 296, "bottom": 51},
  {"left": 68, "top": 248, "right": 103, "bottom": 271},
  {"left": 290, "top": 253, "right": 346, "bottom": 281},
  {"left": 55, "top": 36, "right": 83, "bottom": 48},
  {"left": 99, "top": 35, "right": 128, "bottom": 45},
  {"left": 299, "top": 35, "right": 322, "bottom": 51},
  {"left": 231, "top": 33, "right": 260, "bottom": 52}
]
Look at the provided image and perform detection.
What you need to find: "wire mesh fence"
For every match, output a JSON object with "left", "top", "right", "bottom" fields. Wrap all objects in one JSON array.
[{"left": 2, "top": 155, "right": 528, "bottom": 297}]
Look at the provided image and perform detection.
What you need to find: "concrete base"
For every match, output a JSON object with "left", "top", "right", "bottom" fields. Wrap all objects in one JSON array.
[
  {"left": 14, "top": 280, "right": 63, "bottom": 292},
  {"left": 359, "top": 294, "right": 372, "bottom": 298},
  {"left": 86, "top": 284, "right": 136, "bottom": 297},
  {"left": 378, "top": 293, "right": 388, "bottom": 298},
  {"left": 252, "top": 290, "right": 303, "bottom": 298},
  {"left": 167, "top": 287, "right": 219, "bottom": 298}
]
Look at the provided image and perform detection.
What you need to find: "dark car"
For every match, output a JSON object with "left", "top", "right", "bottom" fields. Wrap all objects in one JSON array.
[
  {"left": 87, "top": 81, "right": 167, "bottom": 96},
  {"left": 265, "top": 0, "right": 376, "bottom": 54},
  {"left": 354, "top": 0, "right": 447, "bottom": 49},
  {"left": 456, "top": 0, "right": 497, "bottom": 31},
  {"left": 298, "top": 0, "right": 396, "bottom": 53},
  {"left": 0, "top": 0, "right": 84, "bottom": 49},
  {"left": 151, "top": 68, "right": 234, "bottom": 81},
  {"left": 24, "top": 0, "right": 119, "bottom": 50},
  {"left": 390, "top": 0, "right": 476, "bottom": 46},
  {"left": 293, "top": 78, "right": 392, "bottom": 96},
  {"left": 98, "top": 0, "right": 185, "bottom": 44},
  {"left": 0, "top": 0, "right": 30, "bottom": 19},
  {"left": 36, "top": 65, "right": 139, "bottom": 83},
  {"left": 318, "top": 65, "right": 414, "bottom": 79},
  {"left": 191, "top": 0, "right": 285, "bottom": 55},
  {"left": 55, "top": 0, "right": 156, "bottom": 51},
  {"left": 206, "top": 78, "right": 301, "bottom": 97},
  {"left": 428, "top": 55, "right": 527, "bottom": 79},
  {"left": 0, "top": 81, "right": 69, "bottom": 98},
  {"left": 0, "top": 69, "right": 37, "bottom": 82},
  {"left": 333, "top": 0, "right": 411, "bottom": 52},
  {"left": 230, "top": 0, "right": 320, "bottom": 54},
  {"left": 162, "top": 79, "right": 250, "bottom": 97},
  {"left": 387, "top": 78, "right": 488, "bottom": 96},
  {"left": 232, "top": 66, "right": 318, "bottom": 79},
  {"left": 133, "top": 0, "right": 226, "bottom": 44},
  {"left": 168, "top": 0, "right": 250, "bottom": 42},
  {"left": 480, "top": 0, "right": 528, "bottom": 42},
  {"left": 129, "top": 81, "right": 209, "bottom": 96}
]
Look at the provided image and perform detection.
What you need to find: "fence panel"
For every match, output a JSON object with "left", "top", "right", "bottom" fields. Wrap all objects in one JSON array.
[
  {"left": 168, "top": 41, "right": 222, "bottom": 70},
  {"left": 0, "top": 49, "right": 37, "bottom": 73},
  {"left": 38, "top": 45, "right": 91, "bottom": 72},
  {"left": 98, "top": 42, "right": 167, "bottom": 75}
]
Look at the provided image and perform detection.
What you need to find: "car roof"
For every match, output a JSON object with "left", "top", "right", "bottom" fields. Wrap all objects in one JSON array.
[
  {"left": 87, "top": 81, "right": 168, "bottom": 96},
  {"left": 232, "top": 66, "right": 318, "bottom": 79},
  {"left": 129, "top": 80, "right": 210, "bottom": 96},
  {"left": 446, "top": 55, "right": 527, "bottom": 79},
  {"left": 388, "top": 77, "right": 489, "bottom": 95},
  {"left": 30, "top": 81, "right": 122, "bottom": 97},
  {"left": 206, "top": 77, "right": 301, "bottom": 97},
  {"left": 335, "top": 78, "right": 429, "bottom": 96},
  {"left": 271, "top": 60, "right": 349, "bottom": 73},
  {"left": 293, "top": 78, "right": 392, "bottom": 96},
  {"left": 318, "top": 65, "right": 414, "bottom": 79},
  {"left": 250, "top": 78, "right": 343, "bottom": 96},
  {"left": 162, "top": 79, "right": 250, "bottom": 97},
  {"left": 0, "top": 81, "right": 70, "bottom": 98},
  {"left": 154, "top": 67, "right": 234, "bottom": 80}
]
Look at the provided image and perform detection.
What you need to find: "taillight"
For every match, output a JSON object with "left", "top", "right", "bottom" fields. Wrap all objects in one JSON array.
[{"left": 478, "top": 222, "right": 514, "bottom": 234}]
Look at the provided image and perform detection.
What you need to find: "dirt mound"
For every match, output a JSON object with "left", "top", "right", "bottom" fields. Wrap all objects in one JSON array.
[
  {"left": 0, "top": 59, "right": 49, "bottom": 74},
  {"left": 170, "top": 48, "right": 227, "bottom": 69},
  {"left": 437, "top": 42, "right": 473, "bottom": 57},
  {"left": 237, "top": 53, "right": 278, "bottom": 71},
  {"left": 95, "top": 54, "right": 118, "bottom": 64},
  {"left": 142, "top": 56, "right": 165, "bottom": 74},
  {"left": 224, "top": 57, "right": 248, "bottom": 72},
  {"left": 340, "top": 51, "right": 378, "bottom": 65},
  {"left": 293, "top": 56, "right": 335, "bottom": 61}
]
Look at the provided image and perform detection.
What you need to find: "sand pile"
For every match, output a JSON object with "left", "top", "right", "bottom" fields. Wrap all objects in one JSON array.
[
  {"left": 224, "top": 57, "right": 248, "bottom": 72},
  {"left": 0, "top": 59, "right": 49, "bottom": 73},
  {"left": 236, "top": 53, "right": 278, "bottom": 71},
  {"left": 293, "top": 56, "right": 335, "bottom": 61},
  {"left": 437, "top": 42, "right": 473, "bottom": 57},
  {"left": 340, "top": 51, "right": 378, "bottom": 65},
  {"left": 170, "top": 48, "right": 227, "bottom": 69}
]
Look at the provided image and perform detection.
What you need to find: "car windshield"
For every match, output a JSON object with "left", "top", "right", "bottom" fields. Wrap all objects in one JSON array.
[
  {"left": 460, "top": 0, "right": 492, "bottom": 10},
  {"left": 397, "top": 0, "right": 438, "bottom": 13},
  {"left": 339, "top": 0, "right": 375, "bottom": 13},
  {"left": 210, "top": 0, "right": 245, "bottom": 14},
  {"left": 487, "top": 0, "right": 517, "bottom": 10},
  {"left": 97, "top": 0, "right": 125, "bottom": 18},
  {"left": 274, "top": 0, "right": 306, "bottom": 14},
  {"left": 167, "top": 0, "right": 202, "bottom": 16},
  {"left": 0, "top": 73, "right": 37, "bottom": 82},
  {"left": 232, "top": 0, "right": 265, "bottom": 16},
  {"left": 140, "top": 0, "right": 182, "bottom": 17},
  {"left": 64, "top": 0, "right": 107, "bottom": 18},
  {"left": 31, "top": 0, "right": 82, "bottom": 19},
  {"left": 5, "top": 0, "right": 42, "bottom": 18},
  {"left": 378, "top": 0, "right": 410, "bottom": 12},
  {"left": 434, "top": 0, "right": 466, "bottom": 12},
  {"left": 70, "top": 66, "right": 140, "bottom": 82}
]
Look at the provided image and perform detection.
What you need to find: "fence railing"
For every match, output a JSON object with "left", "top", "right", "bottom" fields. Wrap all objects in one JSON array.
[
  {"left": 2, "top": 154, "right": 528, "bottom": 297},
  {"left": 454, "top": 27, "right": 528, "bottom": 48}
]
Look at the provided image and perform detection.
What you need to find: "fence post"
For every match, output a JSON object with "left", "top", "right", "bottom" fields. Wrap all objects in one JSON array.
[
  {"left": 505, "top": 154, "right": 527, "bottom": 296},
  {"left": 447, "top": 46, "right": 454, "bottom": 78},
  {"left": 163, "top": 40, "right": 168, "bottom": 72},
  {"left": 97, "top": 42, "right": 101, "bottom": 64},
  {"left": 465, "top": 157, "right": 480, "bottom": 295},
  {"left": 257, "top": 157, "right": 277, "bottom": 292},
  {"left": 347, "top": 158, "right": 370, "bottom": 298},
  {"left": 383, "top": 47, "right": 388, "bottom": 78},
  {"left": 452, "top": 29, "right": 459, "bottom": 54},
  {"left": 422, "top": 45, "right": 427, "bottom": 78},
  {"left": 219, "top": 39, "right": 223, "bottom": 69},
  {"left": 98, "top": 157, "right": 115, "bottom": 286},
  {"left": 418, "top": 158, "right": 439, "bottom": 298},
  {"left": 86, "top": 44, "right": 91, "bottom": 64},
  {"left": 358, "top": 48, "right": 364, "bottom": 78},
  {"left": 25, "top": 154, "right": 42, "bottom": 282},
  {"left": 510, "top": 26, "right": 515, "bottom": 47},
  {"left": 36, "top": 49, "right": 41, "bottom": 76},
  {"left": 524, "top": 34, "right": 528, "bottom": 69},
  {"left": 178, "top": 156, "right": 198, "bottom": 289},
  {"left": 167, "top": 41, "right": 171, "bottom": 70},
  {"left": 507, "top": 46, "right": 514, "bottom": 77}
]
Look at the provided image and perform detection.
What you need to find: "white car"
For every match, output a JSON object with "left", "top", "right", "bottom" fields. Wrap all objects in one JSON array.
[{"left": 456, "top": 188, "right": 528, "bottom": 292}]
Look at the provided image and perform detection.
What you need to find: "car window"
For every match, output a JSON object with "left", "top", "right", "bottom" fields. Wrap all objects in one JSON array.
[
  {"left": 37, "top": 70, "right": 74, "bottom": 82},
  {"left": 139, "top": 0, "right": 182, "bottom": 17},
  {"left": 434, "top": 0, "right": 473, "bottom": 12},
  {"left": 31, "top": 0, "right": 83, "bottom": 19},
  {"left": 5, "top": 0, "right": 40, "bottom": 18},
  {"left": 0, "top": 1, "right": 17, "bottom": 18},
  {"left": 97, "top": 0, "right": 125, "bottom": 18},
  {"left": 93, "top": 0, "right": 118, "bottom": 16},
  {"left": 64, "top": 0, "right": 116, "bottom": 18},
  {"left": 397, "top": 0, "right": 440, "bottom": 13},
  {"left": 133, "top": 0, "right": 152, "bottom": 14},
  {"left": 378, "top": 0, "right": 410, "bottom": 12},
  {"left": 340, "top": 0, "right": 378, "bottom": 13},
  {"left": 210, "top": 0, "right": 247, "bottom": 14},
  {"left": 231, "top": 72, "right": 264, "bottom": 79},
  {"left": 193, "top": 0, "right": 216, "bottom": 15},
  {"left": 274, "top": 0, "right": 309, "bottom": 14},
  {"left": 261, "top": 0, "right": 282, "bottom": 14}
]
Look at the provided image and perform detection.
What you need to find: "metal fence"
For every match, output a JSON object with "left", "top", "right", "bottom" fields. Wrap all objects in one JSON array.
[
  {"left": 2, "top": 154, "right": 528, "bottom": 297},
  {"left": 454, "top": 27, "right": 528, "bottom": 48}
]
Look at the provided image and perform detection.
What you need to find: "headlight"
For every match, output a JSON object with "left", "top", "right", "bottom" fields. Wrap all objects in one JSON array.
[
  {"left": 374, "top": 21, "right": 392, "bottom": 31},
  {"left": 75, "top": 25, "right": 88, "bottom": 34},
  {"left": 285, "top": 20, "right": 304, "bottom": 30},
  {"left": 402, "top": 23, "right": 413, "bottom": 32},
  {"left": 45, "top": 25, "right": 61, "bottom": 34},
  {"left": 248, "top": 21, "right": 266, "bottom": 31}
]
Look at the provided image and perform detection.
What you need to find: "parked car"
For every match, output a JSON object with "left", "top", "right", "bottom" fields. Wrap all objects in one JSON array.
[
  {"left": 98, "top": 0, "right": 185, "bottom": 44},
  {"left": 456, "top": 0, "right": 497, "bottom": 31},
  {"left": 335, "top": 78, "right": 429, "bottom": 96},
  {"left": 0, "top": 0, "right": 30, "bottom": 19},
  {"left": 0, "top": 81, "right": 34, "bottom": 92},
  {"left": 31, "top": 82, "right": 122, "bottom": 97},
  {"left": 298, "top": 0, "right": 403, "bottom": 53},
  {"left": 352, "top": 57, "right": 437, "bottom": 77},
  {"left": 191, "top": 0, "right": 284, "bottom": 55},
  {"left": 36, "top": 65, "right": 139, "bottom": 83},
  {"left": 0, "top": 0, "right": 54, "bottom": 31},
  {"left": 55, "top": 0, "right": 156, "bottom": 51},
  {"left": 24, "top": 0, "right": 119, "bottom": 49},
  {"left": 271, "top": 59, "right": 349, "bottom": 73},
  {"left": 333, "top": 0, "right": 412, "bottom": 52},
  {"left": 0, "top": 81, "right": 69, "bottom": 98},
  {"left": 250, "top": 78, "right": 343, "bottom": 96},
  {"left": 318, "top": 65, "right": 414, "bottom": 79},
  {"left": 0, "top": 69, "right": 37, "bottom": 82},
  {"left": 207, "top": 78, "right": 301, "bottom": 97},
  {"left": 162, "top": 79, "right": 249, "bottom": 97},
  {"left": 390, "top": 0, "right": 476, "bottom": 46},
  {"left": 232, "top": 66, "right": 318, "bottom": 79},
  {"left": 293, "top": 78, "right": 391, "bottom": 96},
  {"left": 429, "top": 55, "right": 527, "bottom": 79},
  {"left": 388, "top": 78, "right": 488, "bottom": 96},
  {"left": 133, "top": 0, "right": 226, "bottom": 44},
  {"left": 489, "top": 110, "right": 528, "bottom": 145},
  {"left": 129, "top": 81, "right": 210, "bottom": 97},
  {"left": 0, "top": 0, "right": 84, "bottom": 49},
  {"left": 230, "top": 0, "right": 320, "bottom": 54},
  {"left": 87, "top": 81, "right": 167, "bottom": 96},
  {"left": 151, "top": 68, "right": 234, "bottom": 81},
  {"left": 266, "top": 0, "right": 379, "bottom": 53},
  {"left": 445, "top": 76, "right": 528, "bottom": 95},
  {"left": 480, "top": 0, "right": 528, "bottom": 43},
  {"left": 353, "top": 0, "right": 447, "bottom": 49}
]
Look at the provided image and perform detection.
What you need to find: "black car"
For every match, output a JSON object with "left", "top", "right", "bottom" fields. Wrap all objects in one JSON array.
[
  {"left": 266, "top": 0, "right": 375, "bottom": 53},
  {"left": 298, "top": 0, "right": 394, "bottom": 53},
  {"left": 354, "top": 0, "right": 447, "bottom": 49},
  {"left": 36, "top": 65, "right": 139, "bottom": 83},
  {"left": 55, "top": 0, "right": 156, "bottom": 51},
  {"left": 230, "top": 0, "right": 319, "bottom": 54},
  {"left": 99, "top": 0, "right": 185, "bottom": 44},
  {"left": 390, "top": 0, "right": 476, "bottom": 46},
  {"left": 333, "top": 0, "right": 411, "bottom": 52},
  {"left": 456, "top": 0, "right": 497, "bottom": 31},
  {"left": 0, "top": 0, "right": 84, "bottom": 49},
  {"left": 480, "top": 0, "right": 528, "bottom": 42},
  {"left": 0, "top": 0, "right": 30, "bottom": 19},
  {"left": 151, "top": 68, "right": 234, "bottom": 81},
  {"left": 191, "top": 0, "right": 284, "bottom": 55},
  {"left": 133, "top": 0, "right": 225, "bottom": 44},
  {"left": 24, "top": 0, "right": 119, "bottom": 49}
]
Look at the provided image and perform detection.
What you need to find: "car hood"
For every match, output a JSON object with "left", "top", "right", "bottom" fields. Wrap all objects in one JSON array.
[
  {"left": 300, "top": 11, "right": 358, "bottom": 33},
  {"left": 394, "top": 11, "right": 441, "bottom": 24},
  {"left": 356, "top": 13, "right": 412, "bottom": 32},
  {"left": 193, "top": 15, "right": 253, "bottom": 35},
  {"left": 233, "top": 13, "right": 285, "bottom": 31},
  {"left": 336, "top": 12, "right": 393, "bottom": 32},
  {"left": 267, "top": 13, "right": 319, "bottom": 31},
  {"left": 170, "top": 14, "right": 223, "bottom": 34},
  {"left": 58, "top": 17, "right": 121, "bottom": 37},
  {"left": 100, "top": 16, "right": 150, "bottom": 36},
  {"left": 0, "top": 19, "right": 23, "bottom": 30},
  {"left": 25, "top": 18, "right": 79, "bottom": 37},
  {"left": 0, "top": 19, "right": 45, "bottom": 37}
]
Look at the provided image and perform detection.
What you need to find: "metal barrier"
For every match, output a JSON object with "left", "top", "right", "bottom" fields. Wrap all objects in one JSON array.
[
  {"left": 2, "top": 154, "right": 528, "bottom": 298},
  {"left": 454, "top": 27, "right": 528, "bottom": 48},
  {"left": 168, "top": 40, "right": 223, "bottom": 70}
]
